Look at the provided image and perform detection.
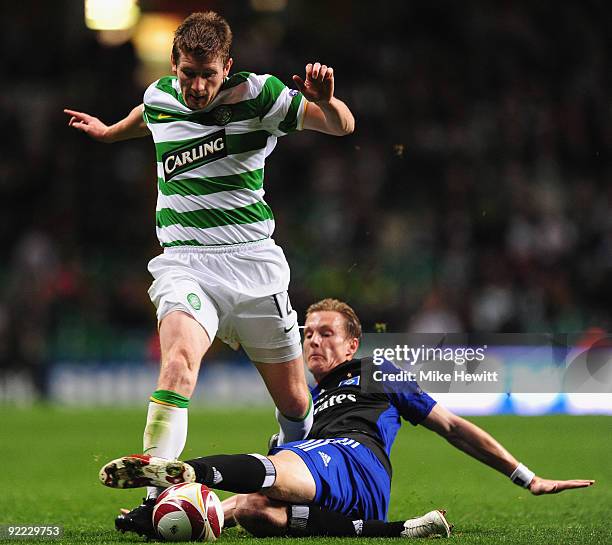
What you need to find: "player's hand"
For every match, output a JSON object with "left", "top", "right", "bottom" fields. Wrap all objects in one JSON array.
[
  {"left": 292, "top": 62, "right": 334, "bottom": 104},
  {"left": 64, "top": 109, "right": 112, "bottom": 143},
  {"left": 529, "top": 475, "right": 595, "bottom": 495}
]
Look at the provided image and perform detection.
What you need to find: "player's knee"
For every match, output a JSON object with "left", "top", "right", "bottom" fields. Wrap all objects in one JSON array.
[
  {"left": 234, "top": 495, "right": 286, "bottom": 537},
  {"left": 276, "top": 392, "right": 311, "bottom": 420}
]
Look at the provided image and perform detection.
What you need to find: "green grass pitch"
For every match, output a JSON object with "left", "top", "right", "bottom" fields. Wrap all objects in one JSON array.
[{"left": 1, "top": 407, "right": 610, "bottom": 544}]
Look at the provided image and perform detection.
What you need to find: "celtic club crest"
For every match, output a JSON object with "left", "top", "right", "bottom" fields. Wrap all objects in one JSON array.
[
  {"left": 187, "top": 293, "right": 202, "bottom": 310},
  {"left": 212, "top": 105, "right": 232, "bottom": 126}
]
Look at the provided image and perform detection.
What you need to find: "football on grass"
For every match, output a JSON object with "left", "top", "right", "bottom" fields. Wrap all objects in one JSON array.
[{"left": 153, "top": 483, "right": 224, "bottom": 541}]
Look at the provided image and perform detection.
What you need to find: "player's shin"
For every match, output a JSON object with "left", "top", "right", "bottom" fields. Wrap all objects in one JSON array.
[
  {"left": 287, "top": 505, "right": 409, "bottom": 537},
  {"left": 186, "top": 453, "right": 276, "bottom": 493},
  {"left": 275, "top": 395, "right": 313, "bottom": 444},
  {"left": 287, "top": 505, "right": 358, "bottom": 536},
  {"left": 143, "top": 390, "right": 189, "bottom": 499}
]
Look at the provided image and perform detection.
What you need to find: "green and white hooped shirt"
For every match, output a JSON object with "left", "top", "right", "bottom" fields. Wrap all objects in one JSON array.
[{"left": 143, "top": 72, "right": 306, "bottom": 248}]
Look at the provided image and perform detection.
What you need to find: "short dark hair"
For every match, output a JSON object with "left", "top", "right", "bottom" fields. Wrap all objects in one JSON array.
[
  {"left": 306, "top": 298, "right": 362, "bottom": 340},
  {"left": 172, "top": 12, "right": 233, "bottom": 64}
]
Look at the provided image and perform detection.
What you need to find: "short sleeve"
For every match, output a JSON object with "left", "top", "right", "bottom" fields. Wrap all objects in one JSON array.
[
  {"left": 370, "top": 358, "right": 437, "bottom": 426},
  {"left": 257, "top": 75, "right": 306, "bottom": 136}
]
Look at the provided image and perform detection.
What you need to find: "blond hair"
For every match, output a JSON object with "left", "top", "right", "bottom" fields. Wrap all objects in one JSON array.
[{"left": 306, "top": 298, "right": 362, "bottom": 339}]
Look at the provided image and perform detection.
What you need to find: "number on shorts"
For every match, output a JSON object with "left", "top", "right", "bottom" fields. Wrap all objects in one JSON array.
[{"left": 272, "top": 292, "right": 293, "bottom": 319}]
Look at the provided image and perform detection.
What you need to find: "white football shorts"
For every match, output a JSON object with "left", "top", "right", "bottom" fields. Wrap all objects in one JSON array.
[{"left": 147, "top": 238, "right": 301, "bottom": 363}]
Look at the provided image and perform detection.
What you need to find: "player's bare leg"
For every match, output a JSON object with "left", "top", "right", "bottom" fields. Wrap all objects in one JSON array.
[
  {"left": 255, "top": 356, "right": 313, "bottom": 443},
  {"left": 265, "top": 450, "right": 316, "bottom": 503},
  {"left": 115, "top": 310, "right": 211, "bottom": 537},
  {"left": 157, "top": 310, "right": 211, "bottom": 395},
  {"left": 254, "top": 356, "right": 310, "bottom": 417},
  {"left": 144, "top": 310, "right": 211, "bottom": 492},
  {"left": 234, "top": 493, "right": 289, "bottom": 536},
  {"left": 220, "top": 495, "right": 240, "bottom": 528}
]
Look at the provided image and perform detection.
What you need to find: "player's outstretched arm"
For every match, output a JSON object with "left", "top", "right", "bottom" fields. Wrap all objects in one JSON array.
[
  {"left": 64, "top": 104, "right": 150, "bottom": 143},
  {"left": 422, "top": 404, "right": 595, "bottom": 495},
  {"left": 293, "top": 62, "right": 354, "bottom": 136}
]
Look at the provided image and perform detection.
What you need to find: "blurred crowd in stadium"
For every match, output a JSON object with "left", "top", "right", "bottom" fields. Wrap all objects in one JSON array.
[{"left": 1, "top": 1, "right": 610, "bottom": 395}]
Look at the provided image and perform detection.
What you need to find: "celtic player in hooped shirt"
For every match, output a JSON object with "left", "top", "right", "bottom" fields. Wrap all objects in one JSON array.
[
  {"left": 145, "top": 71, "right": 311, "bottom": 247},
  {"left": 65, "top": 11, "right": 354, "bottom": 537}
]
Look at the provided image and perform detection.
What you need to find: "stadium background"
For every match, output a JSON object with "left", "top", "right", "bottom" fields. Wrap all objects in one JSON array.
[
  {"left": 0, "top": 0, "right": 611, "bottom": 415},
  {"left": 0, "top": 2, "right": 610, "bottom": 544}
]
